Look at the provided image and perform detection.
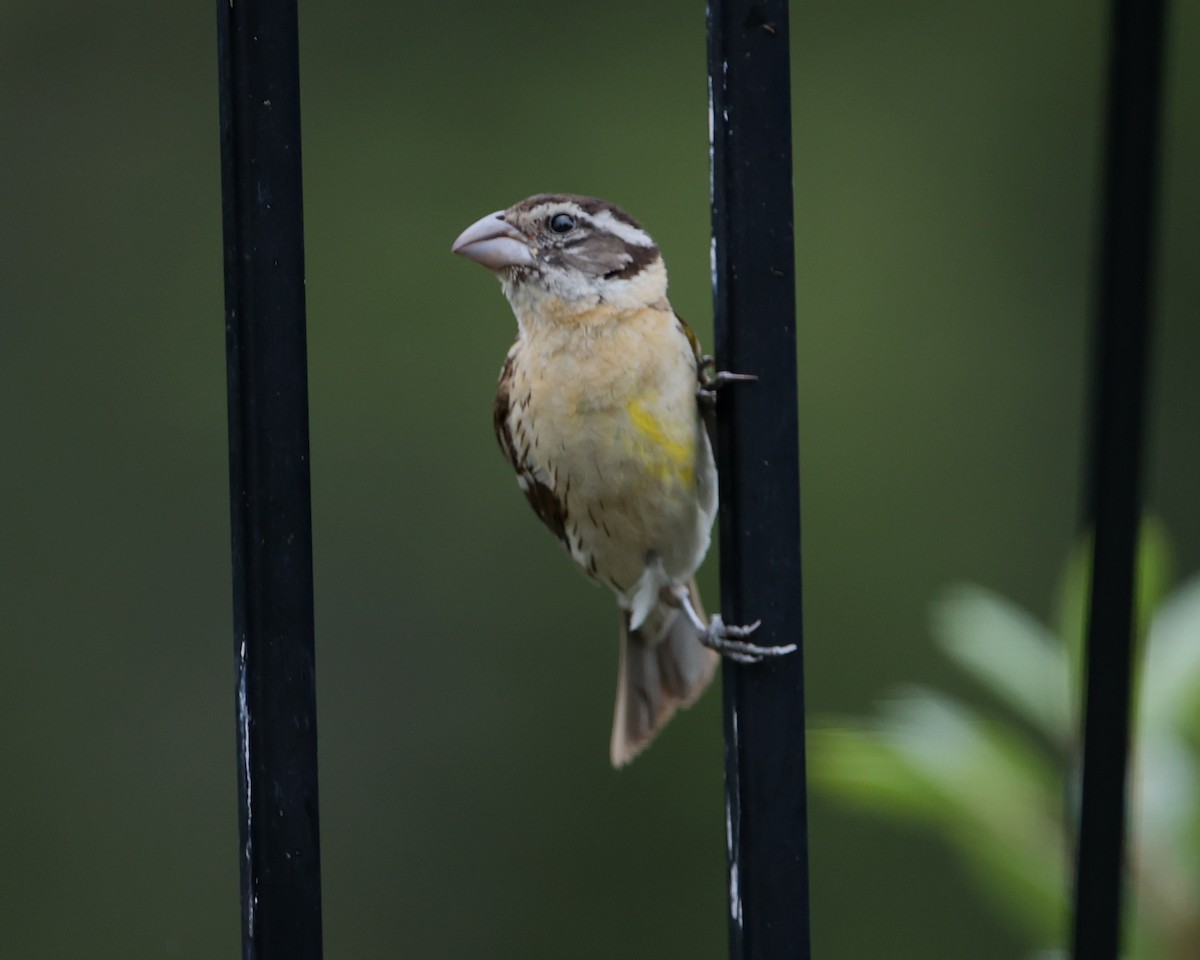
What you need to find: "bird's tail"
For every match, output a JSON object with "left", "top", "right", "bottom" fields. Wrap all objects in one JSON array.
[{"left": 610, "top": 579, "right": 719, "bottom": 767}]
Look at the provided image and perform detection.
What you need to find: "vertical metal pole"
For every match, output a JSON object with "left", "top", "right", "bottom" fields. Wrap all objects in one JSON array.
[
  {"left": 1072, "top": 1, "right": 1166, "bottom": 958},
  {"left": 217, "top": 2, "right": 324, "bottom": 958},
  {"left": 708, "top": 2, "right": 810, "bottom": 958}
]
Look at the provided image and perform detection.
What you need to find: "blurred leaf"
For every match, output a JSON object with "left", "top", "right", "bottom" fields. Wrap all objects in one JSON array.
[
  {"left": 1129, "top": 733, "right": 1200, "bottom": 949},
  {"left": 817, "top": 529, "right": 1200, "bottom": 958},
  {"left": 932, "top": 585, "right": 1070, "bottom": 745},
  {"left": 1140, "top": 574, "right": 1200, "bottom": 738},
  {"left": 812, "top": 691, "right": 1066, "bottom": 942},
  {"left": 1055, "top": 531, "right": 1090, "bottom": 706},
  {"left": 1054, "top": 518, "right": 1173, "bottom": 723},
  {"left": 1133, "top": 572, "right": 1200, "bottom": 935},
  {"left": 810, "top": 724, "right": 951, "bottom": 818},
  {"left": 1135, "top": 518, "right": 1174, "bottom": 646}
]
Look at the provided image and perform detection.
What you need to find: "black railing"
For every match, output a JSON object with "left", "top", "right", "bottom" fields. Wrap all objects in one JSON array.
[
  {"left": 1072, "top": 0, "right": 1167, "bottom": 958},
  {"left": 217, "top": 0, "right": 324, "bottom": 958},
  {"left": 215, "top": 1, "right": 1167, "bottom": 958},
  {"left": 708, "top": 2, "right": 811, "bottom": 959}
]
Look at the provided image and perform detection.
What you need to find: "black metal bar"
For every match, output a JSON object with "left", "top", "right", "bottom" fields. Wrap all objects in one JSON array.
[
  {"left": 217, "top": 2, "right": 324, "bottom": 958},
  {"left": 1072, "top": 0, "right": 1166, "bottom": 957},
  {"left": 708, "top": 2, "right": 810, "bottom": 958}
]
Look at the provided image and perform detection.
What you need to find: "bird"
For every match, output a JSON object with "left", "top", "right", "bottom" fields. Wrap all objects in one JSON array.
[{"left": 452, "top": 194, "right": 795, "bottom": 766}]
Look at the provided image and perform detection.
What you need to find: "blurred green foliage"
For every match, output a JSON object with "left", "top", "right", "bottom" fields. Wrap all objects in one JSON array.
[
  {"left": 812, "top": 523, "right": 1200, "bottom": 958},
  {"left": 0, "top": 1, "right": 1197, "bottom": 958}
]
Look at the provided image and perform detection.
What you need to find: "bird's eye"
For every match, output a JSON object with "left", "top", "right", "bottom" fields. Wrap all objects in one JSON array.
[{"left": 548, "top": 213, "right": 576, "bottom": 234}]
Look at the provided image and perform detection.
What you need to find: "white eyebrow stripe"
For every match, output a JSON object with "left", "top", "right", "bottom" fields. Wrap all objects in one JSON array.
[{"left": 586, "top": 209, "right": 655, "bottom": 248}]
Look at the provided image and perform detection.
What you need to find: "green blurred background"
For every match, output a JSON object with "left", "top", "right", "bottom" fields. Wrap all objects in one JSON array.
[{"left": 1, "top": 0, "right": 1196, "bottom": 957}]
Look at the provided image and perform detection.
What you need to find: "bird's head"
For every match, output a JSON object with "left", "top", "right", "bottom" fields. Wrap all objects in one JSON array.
[{"left": 451, "top": 194, "right": 668, "bottom": 323}]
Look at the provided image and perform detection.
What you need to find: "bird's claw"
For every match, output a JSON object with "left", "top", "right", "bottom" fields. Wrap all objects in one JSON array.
[
  {"left": 667, "top": 583, "right": 793, "bottom": 665},
  {"left": 698, "top": 615, "right": 797, "bottom": 663},
  {"left": 697, "top": 365, "right": 758, "bottom": 410}
]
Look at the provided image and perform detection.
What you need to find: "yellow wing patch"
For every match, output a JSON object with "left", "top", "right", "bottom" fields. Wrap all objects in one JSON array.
[{"left": 626, "top": 396, "right": 695, "bottom": 487}]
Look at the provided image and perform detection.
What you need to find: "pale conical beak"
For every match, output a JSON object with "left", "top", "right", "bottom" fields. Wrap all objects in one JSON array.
[{"left": 451, "top": 211, "right": 537, "bottom": 271}]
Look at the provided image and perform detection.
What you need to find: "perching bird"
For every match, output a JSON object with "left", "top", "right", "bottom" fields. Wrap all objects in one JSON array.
[{"left": 452, "top": 194, "right": 794, "bottom": 766}]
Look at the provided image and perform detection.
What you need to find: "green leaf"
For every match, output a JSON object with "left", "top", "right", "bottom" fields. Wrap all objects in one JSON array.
[
  {"left": 809, "top": 724, "right": 951, "bottom": 818},
  {"left": 1141, "top": 574, "right": 1200, "bottom": 738},
  {"left": 811, "top": 692, "right": 1066, "bottom": 942},
  {"left": 1054, "top": 518, "right": 1173, "bottom": 725},
  {"left": 813, "top": 528, "right": 1199, "bottom": 957},
  {"left": 932, "top": 585, "right": 1070, "bottom": 745},
  {"left": 1128, "top": 732, "right": 1200, "bottom": 944},
  {"left": 1134, "top": 573, "right": 1200, "bottom": 922},
  {"left": 1056, "top": 533, "right": 1090, "bottom": 679},
  {"left": 1135, "top": 517, "right": 1174, "bottom": 645}
]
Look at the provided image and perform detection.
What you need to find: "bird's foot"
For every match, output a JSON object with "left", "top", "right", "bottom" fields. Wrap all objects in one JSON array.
[
  {"left": 697, "top": 356, "right": 757, "bottom": 409},
  {"left": 668, "top": 583, "right": 796, "bottom": 664},
  {"left": 698, "top": 615, "right": 797, "bottom": 664}
]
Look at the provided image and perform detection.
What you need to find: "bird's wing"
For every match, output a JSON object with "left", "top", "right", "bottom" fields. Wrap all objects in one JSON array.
[
  {"left": 494, "top": 349, "right": 571, "bottom": 549},
  {"left": 493, "top": 350, "right": 520, "bottom": 465},
  {"left": 672, "top": 312, "right": 706, "bottom": 382},
  {"left": 672, "top": 311, "right": 718, "bottom": 451}
]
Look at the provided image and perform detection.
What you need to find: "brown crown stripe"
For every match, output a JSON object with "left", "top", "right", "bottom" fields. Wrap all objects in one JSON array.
[
  {"left": 606, "top": 245, "right": 661, "bottom": 281},
  {"left": 515, "top": 193, "right": 644, "bottom": 232}
]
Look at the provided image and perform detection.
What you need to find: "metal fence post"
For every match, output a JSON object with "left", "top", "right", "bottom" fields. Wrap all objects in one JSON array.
[
  {"left": 216, "top": 1, "right": 325, "bottom": 957},
  {"left": 708, "top": 2, "right": 811, "bottom": 958},
  {"left": 1072, "top": 0, "right": 1166, "bottom": 957}
]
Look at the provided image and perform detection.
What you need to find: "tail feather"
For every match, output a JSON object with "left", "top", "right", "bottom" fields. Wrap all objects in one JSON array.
[{"left": 610, "top": 580, "right": 718, "bottom": 767}]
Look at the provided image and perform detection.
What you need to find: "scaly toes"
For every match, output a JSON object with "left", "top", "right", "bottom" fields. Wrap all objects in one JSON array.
[{"left": 701, "top": 616, "right": 797, "bottom": 661}]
